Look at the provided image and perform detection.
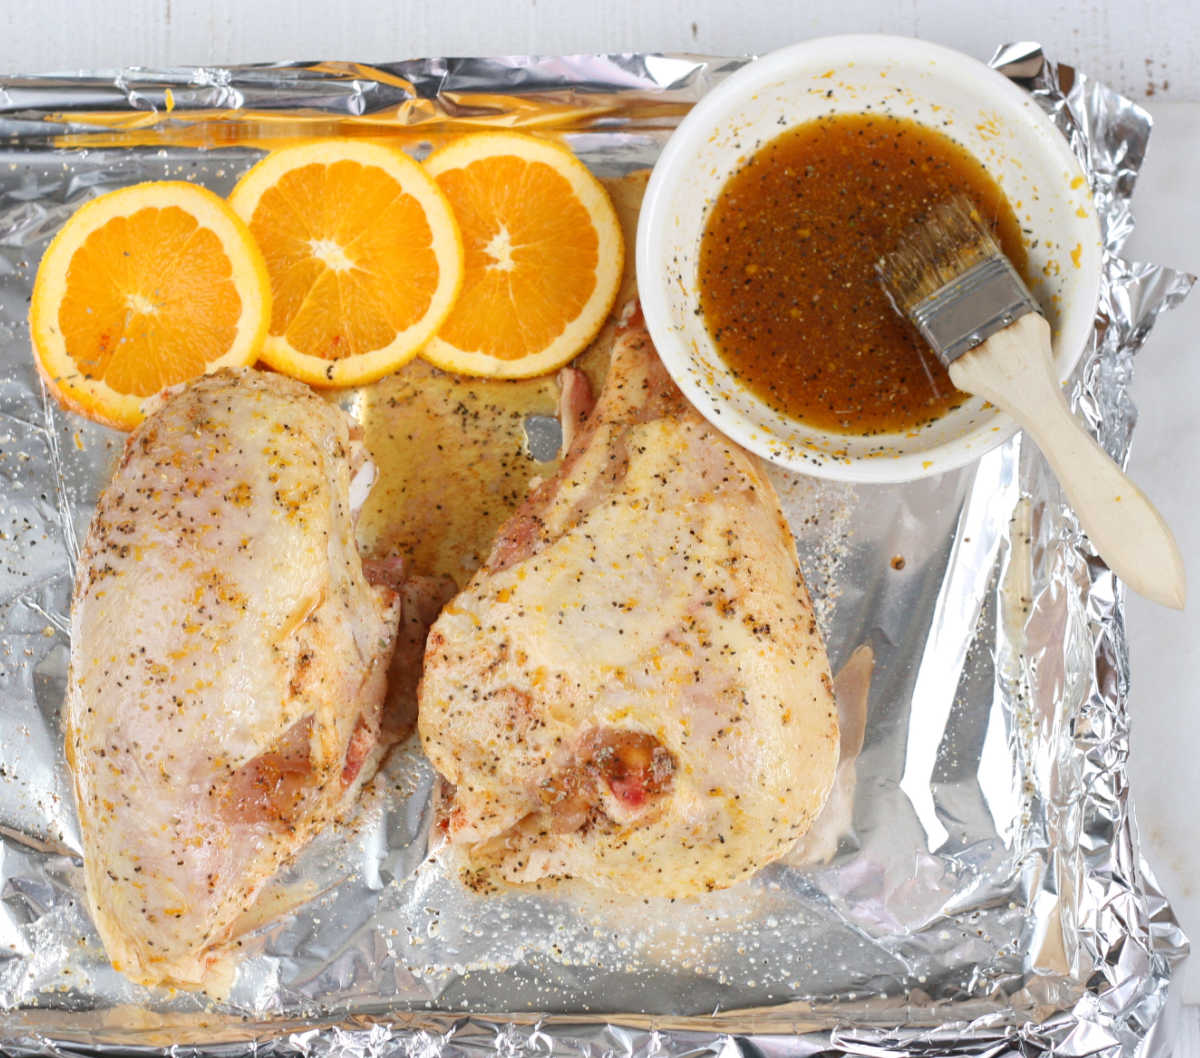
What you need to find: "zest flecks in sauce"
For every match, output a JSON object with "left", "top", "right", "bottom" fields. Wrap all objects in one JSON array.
[{"left": 698, "top": 113, "right": 1028, "bottom": 435}]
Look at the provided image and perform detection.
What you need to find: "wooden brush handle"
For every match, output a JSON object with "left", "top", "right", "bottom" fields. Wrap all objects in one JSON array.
[{"left": 949, "top": 313, "right": 1186, "bottom": 610}]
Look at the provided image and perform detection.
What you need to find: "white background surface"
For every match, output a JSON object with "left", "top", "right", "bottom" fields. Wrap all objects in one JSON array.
[
  {"left": 1, "top": 0, "right": 1197, "bottom": 1021},
  {"left": 0, "top": 0, "right": 1197, "bottom": 103}
]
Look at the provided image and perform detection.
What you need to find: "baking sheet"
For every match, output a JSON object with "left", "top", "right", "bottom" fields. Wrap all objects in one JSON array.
[{"left": 0, "top": 45, "right": 1190, "bottom": 1058}]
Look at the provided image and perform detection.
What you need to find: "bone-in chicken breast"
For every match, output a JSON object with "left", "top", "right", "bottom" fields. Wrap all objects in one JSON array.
[
  {"left": 419, "top": 314, "right": 839, "bottom": 897},
  {"left": 65, "top": 368, "right": 399, "bottom": 988}
]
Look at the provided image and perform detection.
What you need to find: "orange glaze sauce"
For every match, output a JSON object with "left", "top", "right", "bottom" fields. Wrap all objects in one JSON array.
[{"left": 698, "top": 114, "right": 1028, "bottom": 435}]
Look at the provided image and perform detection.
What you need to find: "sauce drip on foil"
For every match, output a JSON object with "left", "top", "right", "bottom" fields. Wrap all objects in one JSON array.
[
  {"left": 698, "top": 113, "right": 1028, "bottom": 435},
  {"left": 356, "top": 172, "right": 646, "bottom": 583}
]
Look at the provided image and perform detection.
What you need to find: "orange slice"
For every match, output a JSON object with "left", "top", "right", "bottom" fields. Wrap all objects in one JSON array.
[
  {"left": 228, "top": 140, "right": 464, "bottom": 387},
  {"left": 422, "top": 132, "right": 624, "bottom": 379},
  {"left": 30, "top": 181, "right": 270, "bottom": 430}
]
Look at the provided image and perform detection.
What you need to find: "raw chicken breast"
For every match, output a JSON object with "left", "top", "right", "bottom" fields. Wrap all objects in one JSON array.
[
  {"left": 65, "top": 368, "right": 399, "bottom": 988},
  {"left": 418, "top": 313, "right": 839, "bottom": 897}
]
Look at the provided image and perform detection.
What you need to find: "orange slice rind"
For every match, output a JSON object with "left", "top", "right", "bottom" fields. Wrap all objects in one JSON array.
[
  {"left": 422, "top": 132, "right": 624, "bottom": 379},
  {"left": 30, "top": 181, "right": 271, "bottom": 430},
  {"left": 229, "top": 140, "right": 464, "bottom": 388}
]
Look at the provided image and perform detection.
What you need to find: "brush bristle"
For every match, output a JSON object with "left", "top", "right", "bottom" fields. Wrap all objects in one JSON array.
[{"left": 876, "top": 194, "right": 1006, "bottom": 317}]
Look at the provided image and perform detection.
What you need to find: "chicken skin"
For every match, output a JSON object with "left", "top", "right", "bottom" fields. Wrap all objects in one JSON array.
[
  {"left": 65, "top": 368, "right": 399, "bottom": 988},
  {"left": 418, "top": 314, "right": 839, "bottom": 897}
]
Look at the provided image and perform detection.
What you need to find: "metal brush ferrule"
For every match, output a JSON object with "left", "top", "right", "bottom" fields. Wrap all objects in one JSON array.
[{"left": 907, "top": 255, "right": 1040, "bottom": 365}]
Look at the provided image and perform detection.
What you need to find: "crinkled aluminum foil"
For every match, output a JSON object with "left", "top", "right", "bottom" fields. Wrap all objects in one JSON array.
[{"left": 0, "top": 44, "right": 1191, "bottom": 1058}]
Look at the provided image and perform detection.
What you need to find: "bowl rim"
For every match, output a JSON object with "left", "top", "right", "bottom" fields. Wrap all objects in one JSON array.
[{"left": 636, "top": 33, "right": 1104, "bottom": 484}]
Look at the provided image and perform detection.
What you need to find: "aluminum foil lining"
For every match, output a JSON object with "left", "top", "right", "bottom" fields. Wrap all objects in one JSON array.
[{"left": 0, "top": 44, "right": 1191, "bottom": 1058}]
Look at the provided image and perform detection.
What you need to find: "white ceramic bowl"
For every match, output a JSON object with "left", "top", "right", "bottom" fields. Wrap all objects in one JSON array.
[{"left": 636, "top": 35, "right": 1103, "bottom": 483}]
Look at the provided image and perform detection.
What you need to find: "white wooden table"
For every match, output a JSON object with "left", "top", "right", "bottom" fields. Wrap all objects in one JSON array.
[
  {"left": 2, "top": 0, "right": 1197, "bottom": 1044},
  {"left": 4, "top": 0, "right": 1199, "bottom": 105}
]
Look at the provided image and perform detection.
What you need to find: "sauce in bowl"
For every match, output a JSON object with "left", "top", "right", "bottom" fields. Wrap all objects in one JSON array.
[{"left": 698, "top": 114, "right": 1028, "bottom": 435}]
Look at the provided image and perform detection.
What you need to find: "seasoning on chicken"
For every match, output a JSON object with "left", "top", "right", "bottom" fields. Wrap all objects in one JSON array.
[
  {"left": 65, "top": 368, "right": 400, "bottom": 988},
  {"left": 418, "top": 311, "right": 840, "bottom": 897}
]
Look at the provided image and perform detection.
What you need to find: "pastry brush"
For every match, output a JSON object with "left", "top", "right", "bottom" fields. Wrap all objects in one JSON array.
[{"left": 877, "top": 194, "right": 1185, "bottom": 609}]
